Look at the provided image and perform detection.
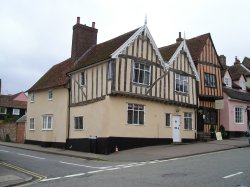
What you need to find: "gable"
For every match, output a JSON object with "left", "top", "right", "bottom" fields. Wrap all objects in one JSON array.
[
  {"left": 111, "top": 24, "right": 165, "bottom": 70},
  {"left": 199, "top": 38, "right": 220, "bottom": 66}
]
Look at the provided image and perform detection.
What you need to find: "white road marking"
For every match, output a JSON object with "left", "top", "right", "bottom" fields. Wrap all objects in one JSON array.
[
  {"left": 0, "top": 150, "right": 9, "bottom": 152},
  {"left": 59, "top": 161, "right": 111, "bottom": 169},
  {"left": 87, "top": 170, "right": 104, "bottom": 174},
  {"left": 18, "top": 153, "right": 45, "bottom": 160},
  {"left": 65, "top": 173, "right": 85, "bottom": 178},
  {"left": 41, "top": 177, "right": 61, "bottom": 182},
  {"left": 105, "top": 167, "right": 119, "bottom": 171},
  {"left": 223, "top": 172, "right": 243, "bottom": 179}
]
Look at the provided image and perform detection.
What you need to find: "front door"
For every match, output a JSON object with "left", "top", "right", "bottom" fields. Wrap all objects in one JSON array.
[{"left": 172, "top": 115, "right": 181, "bottom": 143}]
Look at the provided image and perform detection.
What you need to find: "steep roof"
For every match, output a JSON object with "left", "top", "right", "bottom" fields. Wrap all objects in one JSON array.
[
  {"left": 72, "top": 28, "right": 139, "bottom": 71},
  {"left": 242, "top": 57, "right": 250, "bottom": 70},
  {"left": 228, "top": 63, "right": 250, "bottom": 81},
  {"left": 159, "top": 43, "right": 179, "bottom": 61},
  {"left": 0, "top": 94, "right": 27, "bottom": 109},
  {"left": 29, "top": 58, "right": 73, "bottom": 92},
  {"left": 223, "top": 87, "right": 250, "bottom": 102},
  {"left": 186, "top": 33, "right": 210, "bottom": 61}
]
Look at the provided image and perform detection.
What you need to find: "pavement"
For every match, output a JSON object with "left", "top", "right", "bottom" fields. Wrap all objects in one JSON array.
[{"left": 0, "top": 137, "right": 249, "bottom": 186}]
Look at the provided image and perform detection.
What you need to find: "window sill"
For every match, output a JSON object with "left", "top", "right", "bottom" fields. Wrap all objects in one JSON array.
[
  {"left": 175, "top": 91, "right": 188, "bottom": 96},
  {"left": 183, "top": 129, "right": 193, "bottom": 131},
  {"left": 132, "top": 82, "right": 150, "bottom": 87},
  {"left": 29, "top": 129, "right": 35, "bottom": 131},
  {"left": 42, "top": 129, "right": 53, "bottom": 131},
  {"left": 165, "top": 126, "right": 171, "bottom": 128},
  {"left": 126, "top": 123, "right": 144, "bottom": 126},
  {"left": 74, "top": 129, "right": 84, "bottom": 131},
  {"left": 48, "top": 99, "right": 53, "bottom": 101}
]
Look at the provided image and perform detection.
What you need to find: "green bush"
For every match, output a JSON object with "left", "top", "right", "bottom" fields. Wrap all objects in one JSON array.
[{"left": 219, "top": 124, "right": 228, "bottom": 139}]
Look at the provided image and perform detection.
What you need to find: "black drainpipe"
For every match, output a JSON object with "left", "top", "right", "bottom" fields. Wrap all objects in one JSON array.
[{"left": 66, "top": 77, "right": 71, "bottom": 149}]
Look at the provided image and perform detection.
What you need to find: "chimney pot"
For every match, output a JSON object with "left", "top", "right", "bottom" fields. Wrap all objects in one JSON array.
[
  {"left": 179, "top": 32, "right": 181, "bottom": 38},
  {"left": 77, "top": 17, "right": 80, "bottom": 24},
  {"left": 92, "top": 22, "right": 95, "bottom": 28}
]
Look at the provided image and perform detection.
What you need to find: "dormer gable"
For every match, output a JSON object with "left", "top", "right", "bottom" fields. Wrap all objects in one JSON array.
[{"left": 223, "top": 70, "right": 232, "bottom": 88}]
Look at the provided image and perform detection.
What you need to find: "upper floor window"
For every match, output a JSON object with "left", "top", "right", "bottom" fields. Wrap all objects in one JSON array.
[
  {"left": 74, "top": 116, "right": 83, "bottom": 130},
  {"left": 0, "top": 107, "right": 7, "bottom": 114},
  {"left": 30, "top": 92, "right": 34, "bottom": 102},
  {"left": 175, "top": 74, "right": 189, "bottom": 93},
  {"left": 42, "top": 115, "right": 53, "bottom": 130},
  {"left": 12, "top": 108, "right": 20, "bottom": 115},
  {"left": 80, "top": 72, "right": 85, "bottom": 86},
  {"left": 127, "top": 103, "right": 144, "bottom": 125},
  {"left": 133, "top": 62, "right": 151, "bottom": 85},
  {"left": 204, "top": 73, "right": 216, "bottom": 88},
  {"left": 240, "top": 81, "right": 246, "bottom": 90},
  {"left": 235, "top": 106, "right": 244, "bottom": 124},
  {"left": 184, "top": 112, "right": 192, "bottom": 130},
  {"left": 224, "top": 77, "right": 231, "bottom": 87},
  {"left": 29, "top": 118, "right": 35, "bottom": 130},
  {"left": 165, "top": 113, "right": 171, "bottom": 127},
  {"left": 48, "top": 90, "right": 53, "bottom": 100},
  {"left": 107, "top": 61, "right": 113, "bottom": 80}
]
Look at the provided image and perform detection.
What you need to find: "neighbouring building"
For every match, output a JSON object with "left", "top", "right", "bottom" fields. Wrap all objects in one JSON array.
[
  {"left": 220, "top": 57, "right": 250, "bottom": 137},
  {"left": 0, "top": 92, "right": 27, "bottom": 122},
  {"left": 26, "top": 18, "right": 200, "bottom": 154},
  {"left": 242, "top": 57, "right": 250, "bottom": 88},
  {"left": 165, "top": 33, "right": 224, "bottom": 139}
]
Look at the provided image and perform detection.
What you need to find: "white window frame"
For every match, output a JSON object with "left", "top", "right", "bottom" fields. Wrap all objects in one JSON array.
[
  {"left": 48, "top": 90, "right": 53, "bottom": 101},
  {"left": 42, "top": 115, "right": 53, "bottom": 130},
  {"left": 107, "top": 61, "right": 113, "bottom": 80},
  {"left": 12, "top": 108, "right": 20, "bottom": 115},
  {"left": 175, "top": 74, "right": 189, "bottom": 93},
  {"left": 184, "top": 112, "right": 192, "bottom": 130},
  {"left": 29, "top": 118, "right": 35, "bottom": 130},
  {"left": 224, "top": 77, "right": 231, "bottom": 87},
  {"left": 74, "top": 116, "right": 83, "bottom": 130},
  {"left": 0, "top": 107, "right": 7, "bottom": 114},
  {"left": 240, "top": 81, "right": 246, "bottom": 90},
  {"left": 80, "top": 72, "right": 86, "bottom": 86},
  {"left": 204, "top": 73, "right": 216, "bottom": 88},
  {"left": 165, "top": 113, "right": 171, "bottom": 127},
  {"left": 234, "top": 106, "right": 244, "bottom": 124},
  {"left": 127, "top": 103, "right": 144, "bottom": 125},
  {"left": 30, "top": 92, "right": 34, "bottom": 102},
  {"left": 133, "top": 61, "right": 151, "bottom": 85}
]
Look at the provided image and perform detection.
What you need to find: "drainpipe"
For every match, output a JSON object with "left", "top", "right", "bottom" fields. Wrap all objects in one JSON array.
[{"left": 66, "top": 77, "right": 71, "bottom": 149}]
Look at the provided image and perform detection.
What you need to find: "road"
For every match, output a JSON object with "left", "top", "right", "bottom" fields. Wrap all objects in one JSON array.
[{"left": 0, "top": 145, "right": 249, "bottom": 187}]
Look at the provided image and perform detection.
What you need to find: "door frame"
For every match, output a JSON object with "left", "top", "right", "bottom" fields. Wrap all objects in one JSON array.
[{"left": 172, "top": 115, "right": 181, "bottom": 143}]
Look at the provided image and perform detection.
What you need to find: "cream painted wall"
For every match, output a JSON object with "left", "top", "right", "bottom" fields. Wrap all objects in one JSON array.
[
  {"left": 26, "top": 87, "right": 68, "bottom": 143},
  {"left": 69, "top": 96, "right": 196, "bottom": 140}
]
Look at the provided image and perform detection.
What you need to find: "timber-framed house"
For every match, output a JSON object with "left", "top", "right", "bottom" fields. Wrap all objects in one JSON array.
[
  {"left": 68, "top": 18, "right": 200, "bottom": 154},
  {"left": 185, "top": 33, "right": 223, "bottom": 136}
]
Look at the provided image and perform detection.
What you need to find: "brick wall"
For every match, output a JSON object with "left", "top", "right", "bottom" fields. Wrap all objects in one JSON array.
[
  {"left": 0, "top": 123, "right": 16, "bottom": 142},
  {"left": 16, "top": 122, "right": 25, "bottom": 143}
]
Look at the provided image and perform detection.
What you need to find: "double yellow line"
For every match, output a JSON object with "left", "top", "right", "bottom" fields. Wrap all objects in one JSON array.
[{"left": 0, "top": 161, "right": 47, "bottom": 186}]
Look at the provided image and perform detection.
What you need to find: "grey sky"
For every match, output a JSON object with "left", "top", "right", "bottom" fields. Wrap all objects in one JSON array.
[{"left": 0, "top": 0, "right": 249, "bottom": 94}]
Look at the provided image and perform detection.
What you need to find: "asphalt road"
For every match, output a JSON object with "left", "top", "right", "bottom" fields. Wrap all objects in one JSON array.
[{"left": 0, "top": 145, "right": 250, "bottom": 187}]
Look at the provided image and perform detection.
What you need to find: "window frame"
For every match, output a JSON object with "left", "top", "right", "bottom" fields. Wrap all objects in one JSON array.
[
  {"left": 132, "top": 61, "right": 151, "bottom": 86},
  {"left": 127, "top": 103, "right": 145, "bottom": 125},
  {"left": 234, "top": 106, "right": 244, "bottom": 124},
  {"left": 204, "top": 73, "right": 217, "bottom": 88},
  {"left": 48, "top": 90, "right": 53, "bottom": 101},
  {"left": 0, "top": 107, "right": 7, "bottom": 114},
  {"left": 165, "top": 113, "right": 171, "bottom": 127},
  {"left": 80, "top": 72, "right": 86, "bottom": 86},
  {"left": 74, "top": 116, "right": 84, "bottom": 130},
  {"left": 224, "top": 77, "right": 231, "bottom": 87},
  {"left": 30, "top": 92, "right": 34, "bottom": 102},
  {"left": 175, "top": 74, "right": 189, "bottom": 93},
  {"left": 240, "top": 81, "right": 246, "bottom": 90},
  {"left": 29, "top": 118, "right": 35, "bottom": 130},
  {"left": 42, "top": 114, "right": 53, "bottom": 130},
  {"left": 184, "top": 112, "right": 192, "bottom": 130},
  {"left": 107, "top": 61, "right": 113, "bottom": 80},
  {"left": 12, "top": 108, "right": 20, "bottom": 115}
]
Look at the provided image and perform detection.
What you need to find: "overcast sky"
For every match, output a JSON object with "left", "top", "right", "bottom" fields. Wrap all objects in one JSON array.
[{"left": 0, "top": 0, "right": 249, "bottom": 94}]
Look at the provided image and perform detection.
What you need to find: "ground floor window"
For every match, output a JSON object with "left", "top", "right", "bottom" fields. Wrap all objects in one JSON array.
[
  {"left": 235, "top": 106, "right": 244, "bottom": 124},
  {"left": 74, "top": 116, "right": 83, "bottom": 130},
  {"left": 165, "top": 113, "right": 170, "bottom": 127},
  {"left": 204, "top": 109, "right": 217, "bottom": 125},
  {"left": 29, "top": 118, "right": 35, "bottom": 130},
  {"left": 127, "top": 103, "right": 144, "bottom": 125},
  {"left": 42, "top": 115, "right": 53, "bottom": 130},
  {"left": 184, "top": 112, "right": 192, "bottom": 130},
  {"left": 0, "top": 107, "right": 7, "bottom": 114},
  {"left": 12, "top": 108, "right": 20, "bottom": 115}
]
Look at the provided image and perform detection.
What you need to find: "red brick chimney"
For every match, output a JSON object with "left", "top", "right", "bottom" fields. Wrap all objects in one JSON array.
[
  {"left": 71, "top": 17, "right": 98, "bottom": 63},
  {"left": 176, "top": 32, "right": 183, "bottom": 43}
]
